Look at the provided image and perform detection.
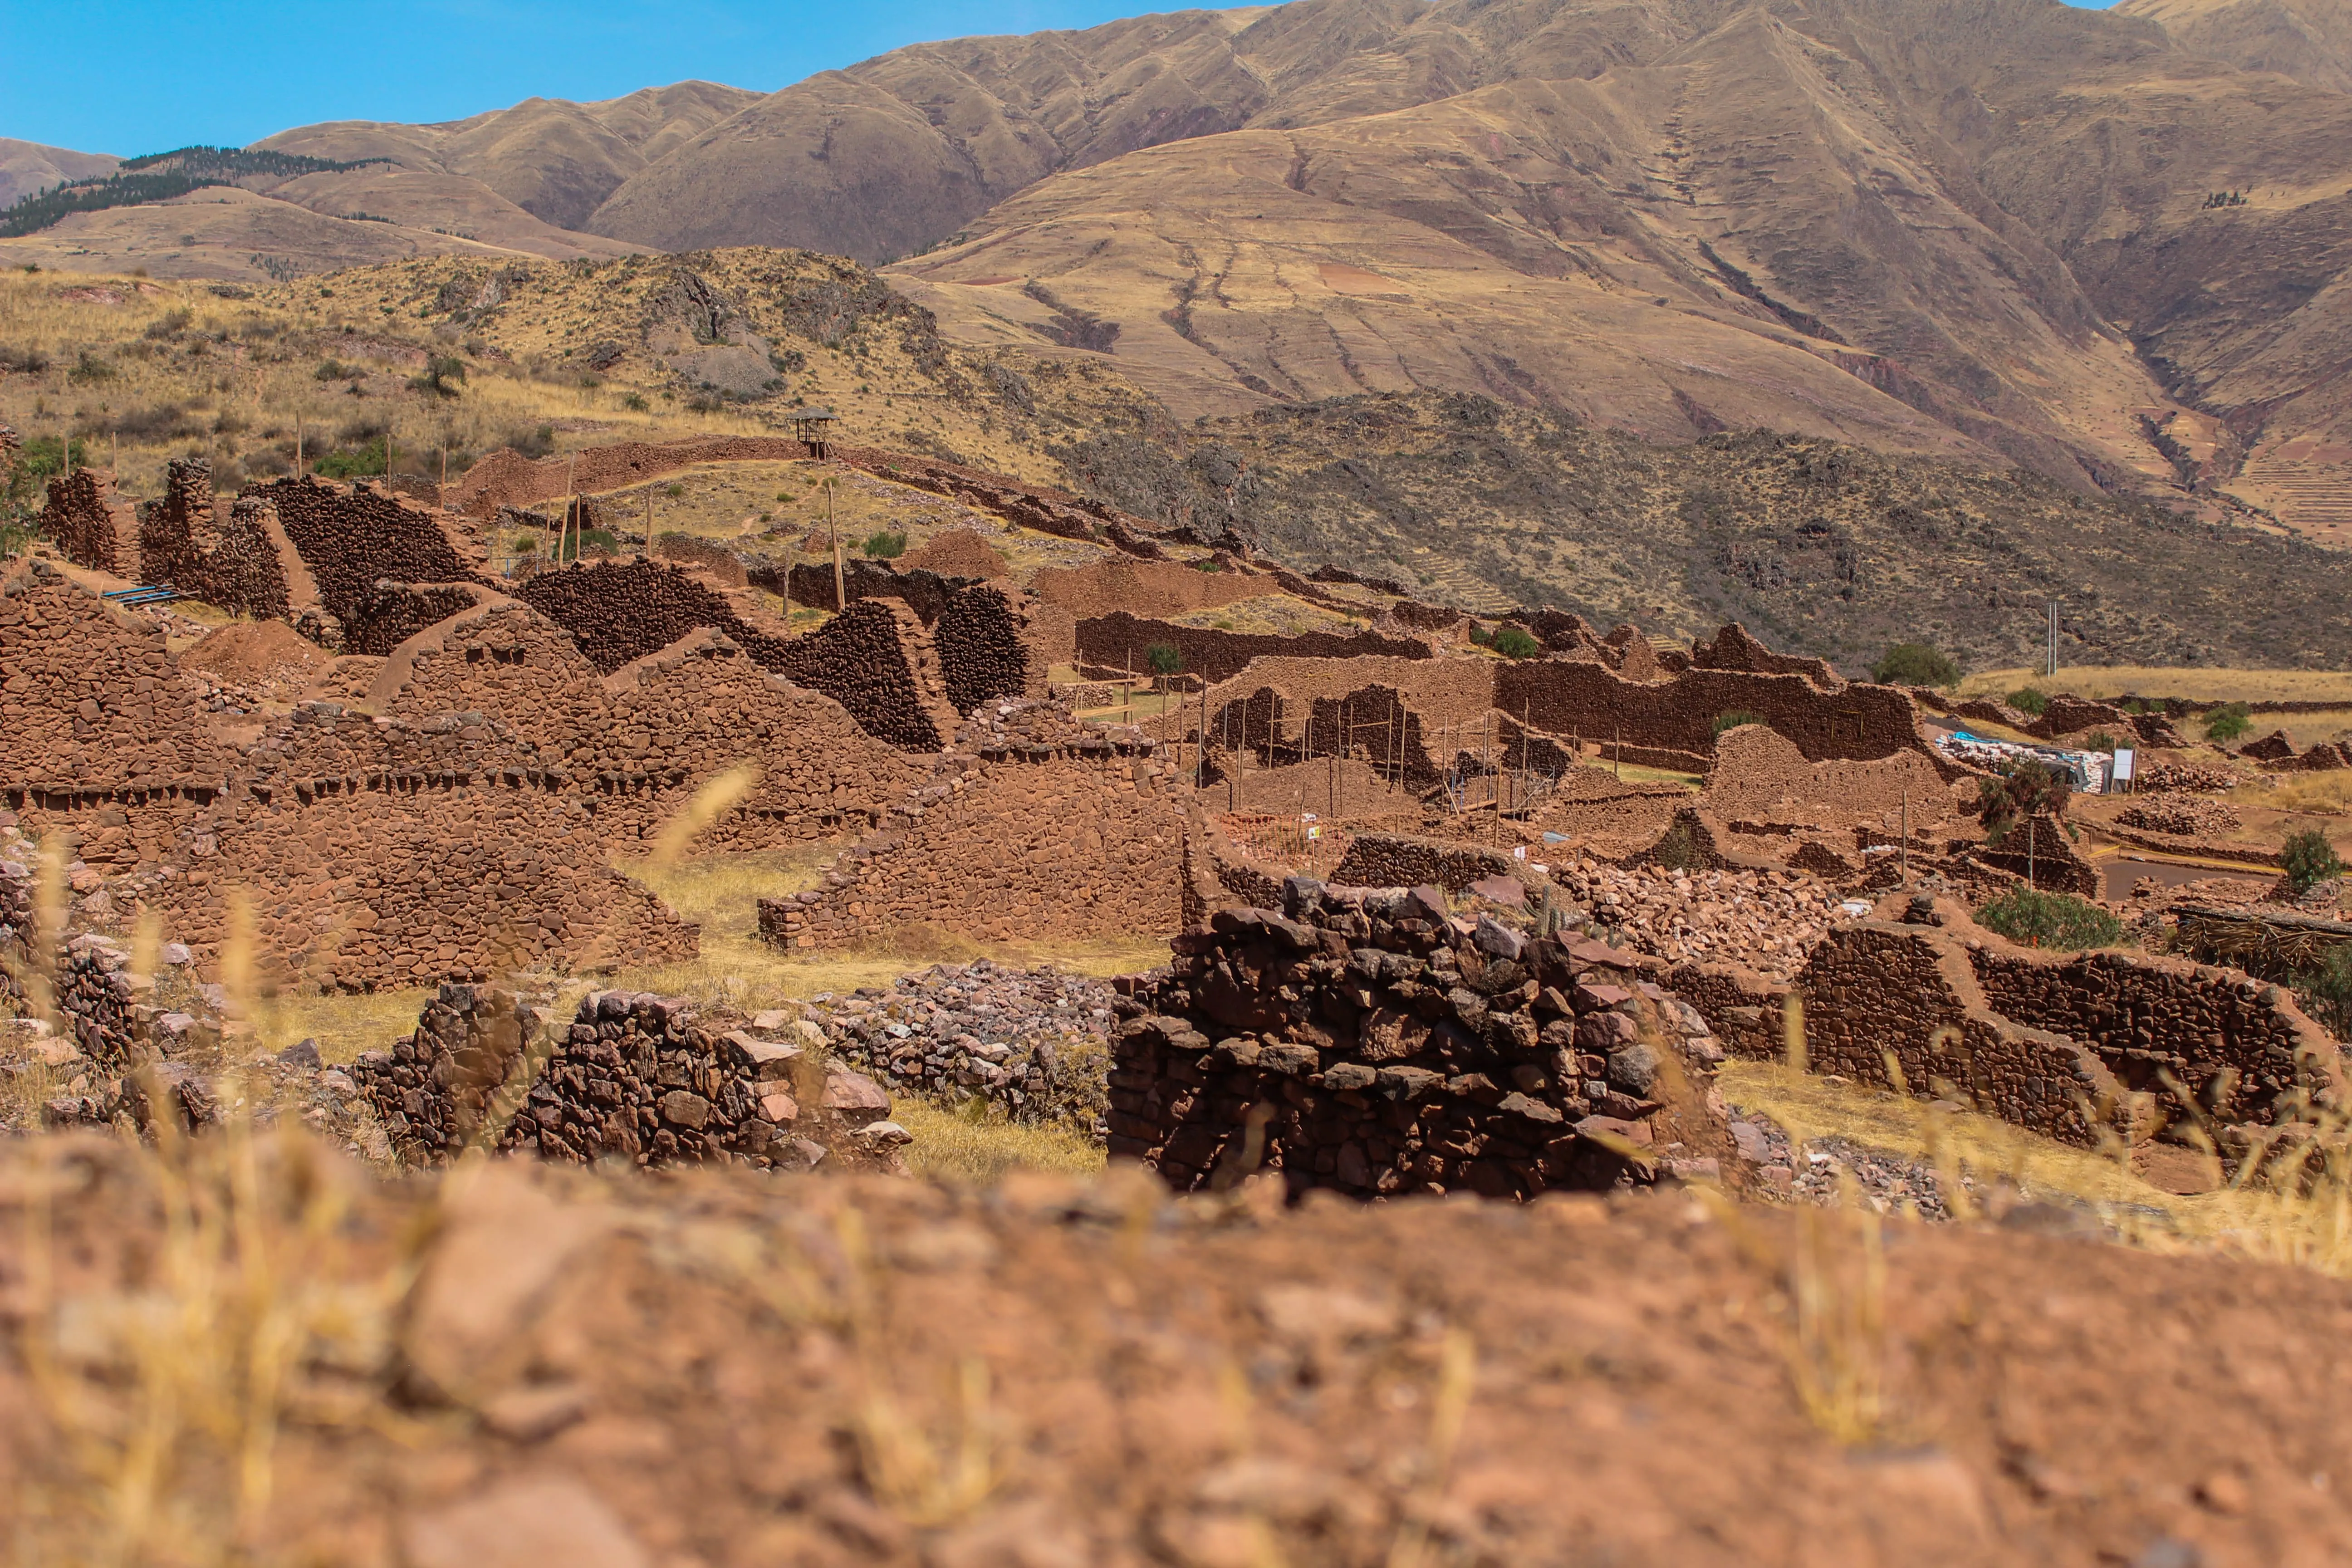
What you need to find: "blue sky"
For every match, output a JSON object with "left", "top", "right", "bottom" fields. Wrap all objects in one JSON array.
[{"left": 0, "top": 0, "right": 1174, "bottom": 156}]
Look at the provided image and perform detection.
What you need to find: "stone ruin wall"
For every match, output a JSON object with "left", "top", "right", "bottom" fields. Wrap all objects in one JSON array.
[
  {"left": 369, "top": 602, "right": 934, "bottom": 850},
  {"left": 3, "top": 568, "right": 697, "bottom": 989},
  {"left": 1032, "top": 558, "right": 1274, "bottom": 623},
  {"left": 1, "top": 562, "right": 227, "bottom": 792},
  {"left": 353, "top": 984, "right": 879, "bottom": 1171},
  {"left": 774, "top": 557, "right": 970, "bottom": 624},
  {"left": 1667, "top": 913, "right": 2341, "bottom": 1149},
  {"left": 511, "top": 559, "right": 956, "bottom": 751},
  {"left": 760, "top": 751, "right": 1187, "bottom": 950},
  {"left": 1968, "top": 946, "right": 2335, "bottom": 1132},
  {"left": 37, "top": 469, "right": 141, "bottom": 576},
  {"left": 137, "top": 460, "right": 302, "bottom": 624},
  {"left": 1111, "top": 881, "right": 1731, "bottom": 1200},
  {"left": 1328, "top": 833, "right": 1532, "bottom": 897},
  {"left": 932, "top": 585, "right": 1044, "bottom": 713},
  {"left": 1078, "top": 611, "right": 1433, "bottom": 686},
  {"left": 1495, "top": 659, "right": 1937, "bottom": 773}
]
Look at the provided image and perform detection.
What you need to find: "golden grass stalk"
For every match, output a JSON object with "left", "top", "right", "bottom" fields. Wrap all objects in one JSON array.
[{"left": 1385, "top": 1327, "right": 1478, "bottom": 1568}]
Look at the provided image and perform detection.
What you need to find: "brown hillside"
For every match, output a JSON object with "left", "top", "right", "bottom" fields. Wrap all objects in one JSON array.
[
  {"left": 259, "top": 80, "right": 760, "bottom": 231},
  {"left": 2117, "top": 0, "right": 2352, "bottom": 92}
]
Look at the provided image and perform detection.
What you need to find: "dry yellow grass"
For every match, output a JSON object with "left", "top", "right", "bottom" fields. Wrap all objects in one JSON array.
[
  {"left": 1722, "top": 1059, "right": 2352, "bottom": 1274},
  {"left": 1962, "top": 665, "right": 2352, "bottom": 706},
  {"left": 887, "top": 1095, "right": 1108, "bottom": 1183},
  {"left": 2230, "top": 770, "right": 2352, "bottom": 817}
]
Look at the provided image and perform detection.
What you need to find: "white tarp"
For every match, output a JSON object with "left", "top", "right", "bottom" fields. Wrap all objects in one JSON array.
[{"left": 1931, "top": 729, "right": 2116, "bottom": 793}]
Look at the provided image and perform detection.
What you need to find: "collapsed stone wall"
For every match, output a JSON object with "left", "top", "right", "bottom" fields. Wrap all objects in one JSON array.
[
  {"left": 244, "top": 474, "right": 483, "bottom": 632},
  {"left": 37, "top": 469, "right": 142, "bottom": 575},
  {"left": 1968, "top": 946, "right": 2335, "bottom": 1133},
  {"left": 774, "top": 557, "right": 971, "bottom": 624},
  {"left": 354, "top": 985, "right": 880, "bottom": 1170},
  {"left": 838, "top": 445, "right": 1116, "bottom": 542},
  {"left": 651, "top": 533, "right": 748, "bottom": 586},
  {"left": 1688, "top": 623, "right": 1842, "bottom": 687},
  {"left": 760, "top": 750, "right": 1186, "bottom": 949},
  {"left": 1111, "top": 881, "right": 1730, "bottom": 1199},
  {"left": 1078, "top": 611, "right": 1431, "bottom": 686},
  {"left": 137, "top": 461, "right": 299, "bottom": 622}
]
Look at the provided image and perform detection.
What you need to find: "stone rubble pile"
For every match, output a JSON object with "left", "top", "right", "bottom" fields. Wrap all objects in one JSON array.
[
  {"left": 2116, "top": 798, "right": 2242, "bottom": 838},
  {"left": 2136, "top": 762, "right": 2244, "bottom": 793},
  {"left": 811, "top": 960, "right": 1118, "bottom": 1134},
  {"left": 1554, "top": 860, "right": 1842, "bottom": 978},
  {"left": 1111, "top": 877, "right": 1730, "bottom": 1200}
]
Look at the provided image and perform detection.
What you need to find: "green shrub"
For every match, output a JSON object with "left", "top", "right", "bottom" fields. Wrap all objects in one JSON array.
[
  {"left": 2007, "top": 687, "right": 2050, "bottom": 716},
  {"left": 663, "top": 482, "right": 685, "bottom": 499},
  {"left": 861, "top": 530, "right": 907, "bottom": 559},
  {"left": 1491, "top": 626, "right": 1543, "bottom": 659},
  {"left": 1975, "top": 887, "right": 2124, "bottom": 950},
  {"left": 2084, "top": 730, "right": 2119, "bottom": 752},
  {"left": 2283, "top": 827, "right": 2347, "bottom": 896},
  {"left": 1145, "top": 642, "right": 1184, "bottom": 677},
  {"left": 622, "top": 392, "right": 648, "bottom": 412},
  {"left": 2205, "top": 702, "right": 2252, "bottom": 743},
  {"left": 311, "top": 437, "right": 387, "bottom": 479},
  {"left": 2298, "top": 946, "right": 2352, "bottom": 1039},
  {"left": 1872, "top": 642, "right": 1960, "bottom": 687},
  {"left": 314, "top": 358, "right": 352, "bottom": 381},
  {"left": 410, "top": 354, "right": 466, "bottom": 398},
  {"left": 1712, "top": 709, "right": 1766, "bottom": 737},
  {"left": 1974, "top": 759, "right": 2071, "bottom": 843}
]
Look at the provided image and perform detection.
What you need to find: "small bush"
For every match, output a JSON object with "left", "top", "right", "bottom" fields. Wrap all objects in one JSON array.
[
  {"left": 312, "top": 436, "right": 388, "bottom": 479},
  {"left": 409, "top": 354, "right": 466, "bottom": 398},
  {"left": 314, "top": 359, "right": 352, "bottom": 381},
  {"left": 2283, "top": 827, "right": 2347, "bottom": 896},
  {"left": 1975, "top": 759, "right": 2071, "bottom": 843},
  {"left": 622, "top": 392, "right": 648, "bottom": 412},
  {"left": 1872, "top": 642, "right": 1960, "bottom": 687},
  {"left": 67, "top": 350, "right": 116, "bottom": 383},
  {"left": 2298, "top": 946, "right": 2352, "bottom": 1039},
  {"left": 861, "top": 530, "right": 906, "bottom": 559},
  {"left": 2084, "top": 730, "right": 2119, "bottom": 752},
  {"left": 1491, "top": 626, "right": 1543, "bottom": 659},
  {"left": 1712, "top": 709, "right": 1766, "bottom": 737},
  {"left": 2205, "top": 702, "right": 2253, "bottom": 743},
  {"left": 1145, "top": 642, "right": 1184, "bottom": 678},
  {"left": 2007, "top": 687, "right": 2050, "bottom": 715},
  {"left": 1975, "top": 887, "right": 2124, "bottom": 950},
  {"left": 1191, "top": 556, "right": 1223, "bottom": 573},
  {"left": 664, "top": 482, "right": 685, "bottom": 499}
]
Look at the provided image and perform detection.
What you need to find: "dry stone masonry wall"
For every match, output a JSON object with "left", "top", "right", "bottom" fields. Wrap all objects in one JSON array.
[
  {"left": 1112, "top": 878, "right": 1730, "bottom": 1200},
  {"left": 354, "top": 984, "right": 891, "bottom": 1171},
  {"left": 37, "top": 469, "right": 141, "bottom": 576},
  {"left": 762, "top": 750, "right": 1186, "bottom": 950}
]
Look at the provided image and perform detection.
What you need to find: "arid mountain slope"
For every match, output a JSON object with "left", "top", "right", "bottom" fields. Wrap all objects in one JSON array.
[
  {"left": 0, "top": 138, "right": 118, "bottom": 210},
  {"left": 2117, "top": 0, "right": 2352, "bottom": 92},
  {"left": 259, "top": 81, "right": 758, "bottom": 231},
  {"left": 0, "top": 181, "right": 640, "bottom": 283},
  {"left": 1063, "top": 391, "right": 2352, "bottom": 671}
]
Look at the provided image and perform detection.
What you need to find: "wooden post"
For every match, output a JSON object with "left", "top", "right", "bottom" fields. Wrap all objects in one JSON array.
[
  {"left": 825, "top": 477, "right": 845, "bottom": 610},
  {"left": 63, "top": 422, "right": 72, "bottom": 480},
  {"left": 110, "top": 427, "right": 117, "bottom": 473},
  {"left": 1901, "top": 786, "right": 1909, "bottom": 884},
  {"left": 646, "top": 488, "right": 654, "bottom": 557},
  {"left": 439, "top": 440, "right": 447, "bottom": 500},
  {"left": 295, "top": 412, "right": 303, "bottom": 476},
  {"left": 386, "top": 428, "right": 394, "bottom": 487}
]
